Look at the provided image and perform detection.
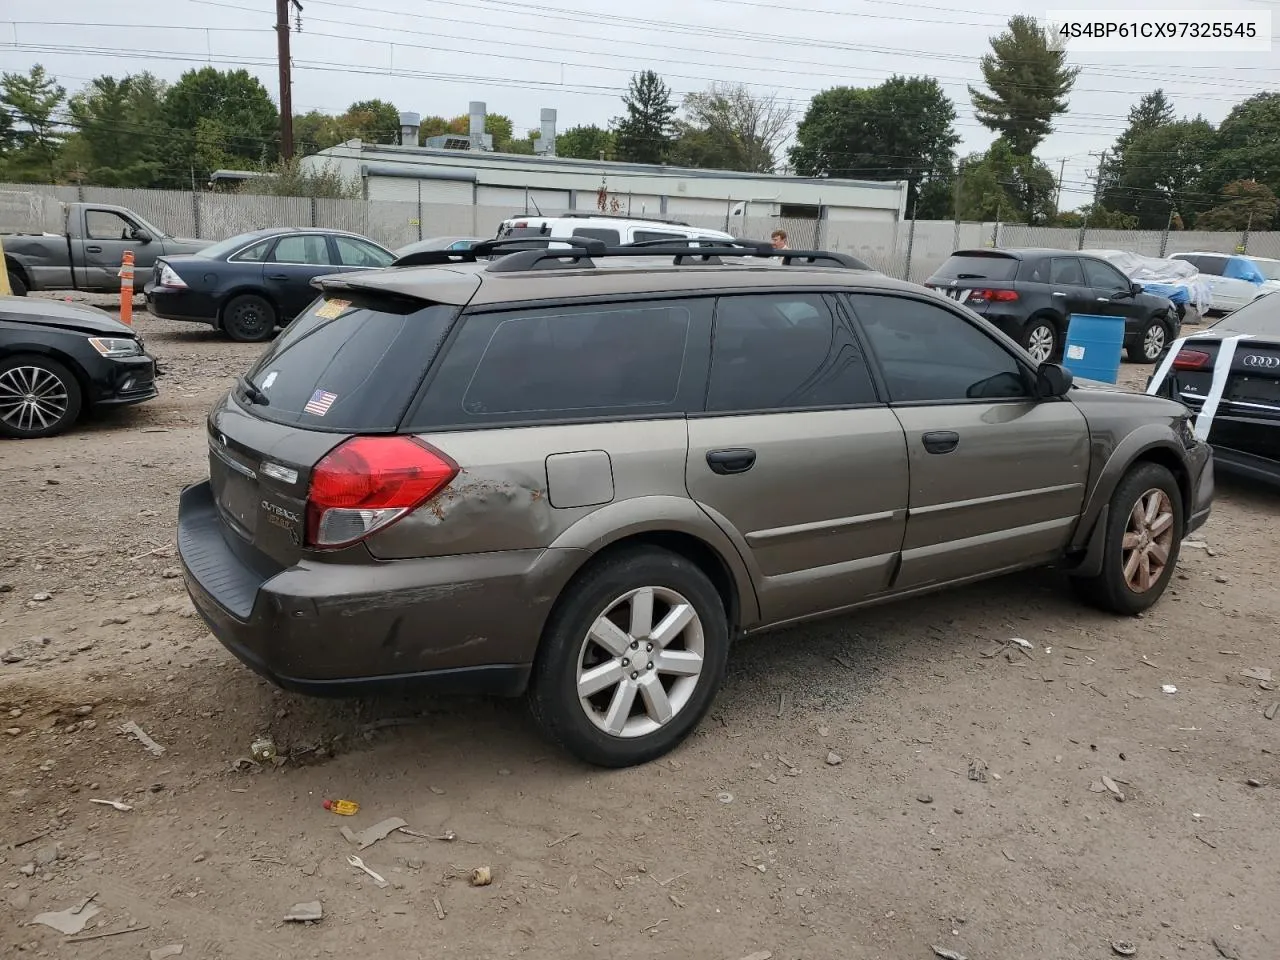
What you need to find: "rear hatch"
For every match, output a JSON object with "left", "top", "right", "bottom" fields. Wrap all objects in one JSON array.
[
  {"left": 925, "top": 250, "right": 1022, "bottom": 313},
  {"left": 207, "top": 290, "right": 460, "bottom": 569}
]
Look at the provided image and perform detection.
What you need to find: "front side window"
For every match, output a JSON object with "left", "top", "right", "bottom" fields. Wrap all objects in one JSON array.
[
  {"left": 85, "top": 210, "right": 134, "bottom": 241},
  {"left": 1082, "top": 258, "right": 1129, "bottom": 293},
  {"left": 707, "top": 294, "right": 877, "bottom": 412},
  {"left": 413, "top": 299, "right": 712, "bottom": 427},
  {"left": 1049, "top": 257, "right": 1085, "bottom": 285},
  {"left": 334, "top": 236, "right": 394, "bottom": 268},
  {"left": 270, "top": 234, "right": 331, "bottom": 265},
  {"left": 848, "top": 294, "right": 1030, "bottom": 403}
]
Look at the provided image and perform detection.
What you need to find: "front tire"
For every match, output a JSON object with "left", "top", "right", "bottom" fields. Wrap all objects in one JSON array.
[
  {"left": 528, "top": 548, "right": 730, "bottom": 767},
  {"left": 6, "top": 270, "right": 27, "bottom": 296},
  {"left": 1131, "top": 316, "right": 1170, "bottom": 365},
  {"left": 1021, "top": 317, "right": 1059, "bottom": 363},
  {"left": 221, "top": 294, "right": 277, "bottom": 342},
  {"left": 1072, "top": 462, "right": 1183, "bottom": 615},
  {"left": 0, "top": 355, "right": 83, "bottom": 439}
]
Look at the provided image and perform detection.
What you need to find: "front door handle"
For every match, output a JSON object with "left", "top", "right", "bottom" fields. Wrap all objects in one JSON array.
[
  {"left": 1051, "top": 291, "right": 1066, "bottom": 297},
  {"left": 921, "top": 430, "right": 959, "bottom": 455},
  {"left": 267, "top": 273, "right": 290, "bottom": 281},
  {"left": 86, "top": 245, "right": 102, "bottom": 253},
  {"left": 706, "top": 448, "right": 757, "bottom": 475}
]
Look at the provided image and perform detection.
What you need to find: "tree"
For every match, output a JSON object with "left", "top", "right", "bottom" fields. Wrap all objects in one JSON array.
[
  {"left": 1111, "top": 118, "right": 1216, "bottom": 228},
  {"left": 671, "top": 83, "right": 791, "bottom": 172},
  {"left": 556, "top": 124, "right": 615, "bottom": 160},
  {"left": 790, "top": 77, "right": 959, "bottom": 214},
  {"left": 613, "top": 71, "right": 676, "bottom": 164},
  {"left": 338, "top": 99, "right": 400, "bottom": 144},
  {"left": 1195, "top": 180, "right": 1279, "bottom": 231},
  {"left": 1054, "top": 205, "right": 1138, "bottom": 229},
  {"left": 160, "top": 68, "right": 278, "bottom": 185},
  {"left": 969, "top": 15, "right": 1079, "bottom": 156},
  {"left": 955, "top": 140, "right": 1057, "bottom": 224},
  {"left": 0, "top": 64, "right": 67, "bottom": 182},
  {"left": 1202, "top": 92, "right": 1280, "bottom": 202},
  {"left": 1101, "top": 89, "right": 1175, "bottom": 213},
  {"left": 238, "top": 157, "right": 359, "bottom": 198},
  {"left": 64, "top": 73, "right": 166, "bottom": 186},
  {"left": 294, "top": 110, "right": 345, "bottom": 155}
]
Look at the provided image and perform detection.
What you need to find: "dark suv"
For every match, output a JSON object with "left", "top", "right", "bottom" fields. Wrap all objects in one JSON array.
[
  {"left": 178, "top": 238, "right": 1213, "bottom": 768},
  {"left": 926, "top": 248, "right": 1180, "bottom": 366}
]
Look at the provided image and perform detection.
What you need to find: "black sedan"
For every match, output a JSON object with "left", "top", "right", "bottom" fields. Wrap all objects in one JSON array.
[
  {"left": 1147, "top": 292, "right": 1280, "bottom": 483},
  {"left": 144, "top": 228, "right": 394, "bottom": 342},
  {"left": 0, "top": 296, "right": 157, "bottom": 439}
]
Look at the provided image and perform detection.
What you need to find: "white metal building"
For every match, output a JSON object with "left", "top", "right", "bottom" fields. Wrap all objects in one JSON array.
[{"left": 303, "top": 107, "right": 907, "bottom": 231}]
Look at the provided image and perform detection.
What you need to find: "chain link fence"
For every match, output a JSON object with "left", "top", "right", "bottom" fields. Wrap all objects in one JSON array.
[{"left": 4, "top": 182, "right": 1278, "bottom": 282}]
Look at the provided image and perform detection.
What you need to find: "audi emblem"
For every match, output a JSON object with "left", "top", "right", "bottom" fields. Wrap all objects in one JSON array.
[{"left": 1242, "top": 355, "right": 1280, "bottom": 369}]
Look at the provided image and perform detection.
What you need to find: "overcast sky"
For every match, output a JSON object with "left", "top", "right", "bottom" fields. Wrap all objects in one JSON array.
[{"left": 3, "top": 0, "right": 1276, "bottom": 209}]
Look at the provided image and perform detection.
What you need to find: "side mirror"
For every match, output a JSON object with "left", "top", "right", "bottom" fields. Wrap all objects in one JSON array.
[
  {"left": 131, "top": 228, "right": 152, "bottom": 243},
  {"left": 1036, "top": 362, "right": 1073, "bottom": 398}
]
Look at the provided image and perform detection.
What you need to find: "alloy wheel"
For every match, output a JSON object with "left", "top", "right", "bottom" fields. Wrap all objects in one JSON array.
[
  {"left": 1143, "top": 324, "right": 1167, "bottom": 360},
  {"left": 0, "top": 364, "right": 70, "bottom": 434},
  {"left": 1122, "top": 488, "right": 1175, "bottom": 593},
  {"left": 576, "top": 585, "right": 705, "bottom": 738},
  {"left": 1027, "top": 324, "right": 1055, "bottom": 363}
]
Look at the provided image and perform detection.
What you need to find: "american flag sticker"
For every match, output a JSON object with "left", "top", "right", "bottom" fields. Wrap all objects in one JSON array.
[{"left": 303, "top": 389, "right": 338, "bottom": 417}]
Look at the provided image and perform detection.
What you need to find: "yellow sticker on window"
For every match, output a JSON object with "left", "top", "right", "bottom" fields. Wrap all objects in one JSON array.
[{"left": 315, "top": 298, "right": 350, "bottom": 319}]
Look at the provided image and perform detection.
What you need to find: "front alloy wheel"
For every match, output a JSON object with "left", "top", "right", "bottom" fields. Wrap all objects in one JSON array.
[
  {"left": 0, "top": 357, "right": 83, "bottom": 439},
  {"left": 576, "top": 586, "right": 705, "bottom": 738},
  {"left": 1121, "top": 488, "right": 1175, "bottom": 593}
]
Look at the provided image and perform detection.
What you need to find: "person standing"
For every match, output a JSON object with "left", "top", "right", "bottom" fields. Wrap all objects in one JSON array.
[{"left": 771, "top": 229, "right": 788, "bottom": 250}]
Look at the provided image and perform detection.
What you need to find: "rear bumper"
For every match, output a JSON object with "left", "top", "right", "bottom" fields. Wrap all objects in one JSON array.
[
  {"left": 144, "top": 283, "right": 219, "bottom": 325},
  {"left": 177, "top": 480, "right": 585, "bottom": 697}
]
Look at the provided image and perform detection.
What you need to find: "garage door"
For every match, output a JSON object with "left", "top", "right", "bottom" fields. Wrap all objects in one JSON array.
[
  {"left": 476, "top": 185, "right": 571, "bottom": 213},
  {"left": 366, "top": 175, "right": 473, "bottom": 205}
]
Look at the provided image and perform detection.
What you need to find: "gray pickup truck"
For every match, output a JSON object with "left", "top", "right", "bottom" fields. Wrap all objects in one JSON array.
[{"left": 3, "top": 202, "right": 206, "bottom": 296}]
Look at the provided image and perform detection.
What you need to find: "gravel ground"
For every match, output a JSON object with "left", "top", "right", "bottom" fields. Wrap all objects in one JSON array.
[{"left": 1, "top": 301, "right": 1278, "bottom": 960}]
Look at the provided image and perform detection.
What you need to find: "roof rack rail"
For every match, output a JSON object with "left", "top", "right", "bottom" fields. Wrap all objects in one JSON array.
[
  {"left": 546, "top": 212, "right": 694, "bottom": 227},
  {"left": 391, "top": 236, "right": 567, "bottom": 268},
  {"left": 483, "top": 240, "right": 872, "bottom": 273}
]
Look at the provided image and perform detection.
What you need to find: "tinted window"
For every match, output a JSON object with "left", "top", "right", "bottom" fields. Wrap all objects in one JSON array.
[
  {"left": 1212, "top": 292, "right": 1280, "bottom": 336},
  {"left": 197, "top": 232, "right": 270, "bottom": 260},
  {"left": 848, "top": 294, "right": 1030, "bottom": 403},
  {"left": 572, "top": 227, "right": 622, "bottom": 244},
  {"left": 931, "top": 254, "right": 1018, "bottom": 282},
  {"left": 499, "top": 225, "right": 549, "bottom": 239},
  {"left": 1082, "top": 258, "right": 1128, "bottom": 291},
  {"left": 85, "top": 210, "right": 133, "bottom": 241},
  {"left": 243, "top": 297, "right": 457, "bottom": 430},
  {"left": 1249, "top": 258, "right": 1280, "bottom": 282},
  {"left": 633, "top": 230, "right": 686, "bottom": 243},
  {"left": 414, "top": 299, "right": 712, "bottom": 426},
  {"left": 1049, "top": 257, "right": 1084, "bottom": 285},
  {"left": 271, "top": 234, "right": 331, "bottom": 265},
  {"left": 334, "top": 236, "right": 393, "bottom": 268},
  {"left": 707, "top": 294, "right": 877, "bottom": 412},
  {"left": 230, "top": 239, "right": 271, "bottom": 262}
]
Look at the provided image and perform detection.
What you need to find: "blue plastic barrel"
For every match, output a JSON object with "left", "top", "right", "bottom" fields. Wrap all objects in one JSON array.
[{"left": 1062, "top": 313, "right": 1126, "bottom": 384}]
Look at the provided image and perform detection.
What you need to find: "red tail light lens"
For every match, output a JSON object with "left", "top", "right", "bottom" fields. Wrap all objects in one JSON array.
[
  {"left": 306, "top": 436, "right": 458, "bottom": 549},
  {"left": 1172, "top": 349, "right": 1211, "bottom": 371},
  {"left": 973, "top": 289, "right": 1019, "bottom": 302}
]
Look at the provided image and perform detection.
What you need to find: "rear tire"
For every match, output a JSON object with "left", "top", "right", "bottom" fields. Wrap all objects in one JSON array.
[
  {"left": 1131, "top": 316, "right": 1170, "bottom": 365},
  {"left": 0, "top": 354, "right": 83, "bottom": 439},
  {"left": 6, "top": 270, "right": 27, "bottom": 297},
  {"left": 222, "top": 294, "right": 276, "bottom": 342},
  {"left": 1021, "top": 317, "right": 1059, "bottom": 363},
  {"left": 1071, "top": 462, "right": 1183, "bottom": 615},
  {"left": 528, "top": 547, "right": 730, "bottom": 767}
]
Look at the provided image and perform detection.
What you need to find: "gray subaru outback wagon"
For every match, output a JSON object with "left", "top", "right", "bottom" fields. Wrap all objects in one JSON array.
[{"left": 178, "top": 238, "right": 1214, "bottom": 767}]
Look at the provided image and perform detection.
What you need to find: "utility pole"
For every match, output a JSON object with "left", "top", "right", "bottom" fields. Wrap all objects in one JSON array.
[
  {"left": 276, "top": 0, "right": 303, "bottom": 161},
  {"left": 1054, "top": 157, "right": 1066, "bottom": 212},
  {"left": 1080, "top": 149, "right": 1108, "bottom": 249}
]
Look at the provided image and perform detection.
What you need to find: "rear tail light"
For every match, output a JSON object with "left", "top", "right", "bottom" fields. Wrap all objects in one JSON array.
[
  {"left": 158, "top": 262, "right": 187, "bottom": 288},
  {"left": 970, "top": 289, "right": 1019, "bottom": 302},
  {"left": 305, "top": 436, "right": 458, "bottom": 549},
  {"left": 1172, "top": 348, "right": 1211, "bottom": 370}
]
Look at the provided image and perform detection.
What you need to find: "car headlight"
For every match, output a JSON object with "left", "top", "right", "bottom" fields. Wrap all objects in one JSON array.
[{"left": 88, "top": 336, "right": 142, "bottom": 358}]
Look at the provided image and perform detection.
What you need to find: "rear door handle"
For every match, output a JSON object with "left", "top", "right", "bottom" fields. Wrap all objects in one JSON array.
[
  {"left": 267, "top": 273, "right": 289, "bottom": 281},
  {"left": 706, "top": 448, "right": 757, "bottom": 475},
  {"left": 1051, "top": 291, "right": 1066, "bottom": 297},
  {"left": 86, "top": 245, "right": 102, "bottom": 253},
  {"left": 921, "top": 430, "right": 959, "bottom": 455}
]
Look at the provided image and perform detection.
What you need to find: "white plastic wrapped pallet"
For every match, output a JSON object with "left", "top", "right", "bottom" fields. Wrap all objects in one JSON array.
[{"left": 1086, "top": 249, "right": 1212, "bottom": 316}]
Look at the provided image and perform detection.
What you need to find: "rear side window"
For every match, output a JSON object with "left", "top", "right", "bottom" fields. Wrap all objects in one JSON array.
[
  {"left": 572, "top": 227, "right": 622, "bottom": 244},
  {"left": 633, "top": 230, "right": 686, "bottom": 243},
  {"left": 1192, "top": 255, "right": 1226, "bottom": 276},
  {"left": 707, "top": 294, "right": 877, "bottom": 412},
  {"left": 931, "top": 254, "right": 1018, "bottom": 282},
  {"left": 413, "top": 299, "right": 714, "bottom": 427},
  {"left": 231, "top": 239, "right": 271, "bottom": 262},
  {"left": 243, "top": 298, "right": 457, "bottom": 431}
]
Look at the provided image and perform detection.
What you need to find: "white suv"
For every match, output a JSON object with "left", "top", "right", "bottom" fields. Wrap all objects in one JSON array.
[
  {"left": 1169, "top": 251, "right": 1280, "bottom": 313},
  {"left": 496, "top": 214, "right": 736, "bottom": 247}
]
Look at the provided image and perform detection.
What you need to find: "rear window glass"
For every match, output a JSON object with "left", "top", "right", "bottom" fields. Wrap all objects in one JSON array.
[
  {"left": 572, "top": 227, "right": 622, "bottom": 244},
  {"left": 931, "top": 255, "right": 1019, "bottom": 282},
  {"left": 499, "top": 223, "right": 549, "bottom": 239},
  {"left": 1213, "top": 292, "right": 1280, "bottom": 337},
  {"left": 242, "top": 297, "right": 457, "bottom": 431}
]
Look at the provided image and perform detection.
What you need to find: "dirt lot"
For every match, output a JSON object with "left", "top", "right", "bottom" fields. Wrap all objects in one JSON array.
[{"left": 2, "top": 302, "right": 1278, "bottom": 960}]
